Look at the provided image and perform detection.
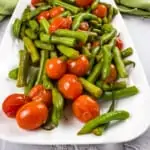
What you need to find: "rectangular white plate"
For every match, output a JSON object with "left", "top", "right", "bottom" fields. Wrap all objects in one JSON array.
[{"left": 0, "top": 0, "right": 150, "bottom": 145}]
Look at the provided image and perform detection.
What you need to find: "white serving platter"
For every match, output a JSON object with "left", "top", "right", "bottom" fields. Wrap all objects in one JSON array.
[{"left": 0, "top": 0, "right": 150, "bottom": 145}]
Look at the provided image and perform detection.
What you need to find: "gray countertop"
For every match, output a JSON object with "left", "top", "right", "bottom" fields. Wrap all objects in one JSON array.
[{"left": 0, "top": 16, "right": 150, "bottom": 150}]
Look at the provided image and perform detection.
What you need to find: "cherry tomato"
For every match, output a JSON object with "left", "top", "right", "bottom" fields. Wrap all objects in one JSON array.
[
  {"left": 92, "top": 4, "right": 107, "bottom": 18},
  {"left": 79, "top": 22, "right": 89, "bottom": 31},
  {"left": 16, "top": 101, "right": 48, "bottom": 130},
  {"left": 72, "top": 95, "right": 100, "bottom": 122},
  {"left": 37, "top": 11, "right": 50, "bottom": 22},
  {"left": 67, "top": 55, "right": 90, "bottom": 77},
  {"left": 116, "top": 37, "right": 124, "bottom": 50},
  {"left": 49, "top": 6, "right": 65, "bottom": 18},
  {"left": 46, "top": 58, "right": 67, "bottom": 79},
  {"left": 105, "top": 64, "right": 117, "bottom": 83},
  {"left": 2, "top": 94, "right": 31, "bottom": 118},
  {"left": 58, "top": 74, "right": 83, "bottom": 100},
  {"left": 49, "top": 17, "right": 72, "bottom": 33},
  {"left": 92, "top": 41, "right": 100, "bottom": 48},
  {"left": 29, "top": 85, "right": 52, "bottom": 107},
  {"left": 75, "top": 0, "right": 93, "bottom": 7},
  {"left": 31, "top": 0, "right": 43, "bottom": 6}
]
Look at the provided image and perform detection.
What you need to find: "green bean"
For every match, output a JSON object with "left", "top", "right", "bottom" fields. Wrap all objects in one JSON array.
[
  {"left": 40, "top": 32, "right": 50, "bottom": 43},
  {"left": 92, "top": 29, "right": 102, "bottom": 34},
  {"left": 13, "top": 19, "right": 22, "bottom": 38},
  {"left": 35, "top": 50, "right": 49, "bottom": 85},
  {"left": 113, "top": 47, "right": 128, "bottom": 78},
  {"left": 87, "top": 59, "right": 103, "bottom": 83},
  {"left": 24, "top": 68, "right": 38, "bottom": 95},
  {"left": 52, "top": 0, "right": 80, "bottom": 14},
  {"left": 63, "top": 0, "right": 75, "bottom": 4},
  {"left": 54, "top": 29, "right": 88, "bottom": 43},
  {"left": 89, "top": 20, "right": 102, "bottom": 29},
  {"left": 17, "top": 50, "right": 29, "bottom": 87},
  {"left": 23, "top": 37, "right": 40, "bottom": 63},
  {"left": 101, "top": 47, "right": 112, "bottom": 80},
  {"left": 40, "top": 18, "right": 50, "bottom": 34},
  {"left": 51, "top": 88, "right": 64, "bottom": 127},
  {"left": 80, "top": 30, "right": 98, "bottom": 37},
  {"left": 113, "top": 7, "right": 118, "bottom": 16},
  {"left": 124, "top": 60, "right": 136, "bottom": 67},
  {"left": 25, "top": 28, "right": 38, "bottom": 40},
  {"left": 102, "top": 17, "right": 109, "bottom": 24},
  {"left": 50, "top": 51, "right": 57, "bottom": 58},
  {"left": 8, "top": 68, "right": 18, "bottom": 80},
  {"left": 78, "top": 110, "right": 130, "bottom": 135},
  {"left": 100, "top": 29, "right": 117, "bottom": 45},
  {"left": 91, "top": 0, "right": 99, "bottom": 10},
  {"left": 21, "top": 6, "right": 30, "bottom": 22},
  {"left": 50, "top": 36, "right": 76, "bottom": 47},
  {"left": 79, "top": 77, "right": 103, "bottom": 98},
  {"left": 34, "top": 40, "right": 55, "bottom": 51},
  {"left": 101, "top": 24, "right": 113, "bottom": 33},
  {"left": 57, "top": 45, "right": 79, "bottom": 59},
  {"left": 121, "top": 47, "right": 133, "bottom": 58},
  {"left": 43, "top": 74, "right": 54, "bottom": 90},
  {"left": 108, "top": 6, "right": 114, "bottom": 22},
  {"left": 33, "top": 2, "right": 47, "bottom": 7},
  {"left": 82, "top": 46, "right": 92, "bottom": 58},
  {"left": 102, "top": 86, "right": 139, "bottom": 100},
  {"left": 72, "top": 13, "right": 102, "bottom": 30},
  {"left": 28, "top": 20, "right": 39, "bottom": 32}
]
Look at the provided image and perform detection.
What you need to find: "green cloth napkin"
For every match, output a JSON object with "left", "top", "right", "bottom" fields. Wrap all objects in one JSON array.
[{"left": 0, "top": 0, "right": 18, "bottom": 21}]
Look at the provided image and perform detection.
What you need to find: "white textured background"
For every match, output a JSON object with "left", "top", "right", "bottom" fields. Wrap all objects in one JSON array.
[{"left": 0, "top": 15, "right": 150, "bottom": 150}]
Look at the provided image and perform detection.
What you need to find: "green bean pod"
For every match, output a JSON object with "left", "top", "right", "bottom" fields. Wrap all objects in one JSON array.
[
  {"left": 82, "top": 46, "right": 92, "bottom": 58},
  {"left": 12, "top": 19, "right": 22, "bottom": 38},
  {"left": 28, "top": 20, "right": 39, "bottom": 32},
  {"left": 20, "top": 23, "right": 26, "bottom": 39},
  {"left": 121, "top": 47, "right": 133, "bottom": 58},
  {"left": 101, "top": 24, "right": 113, "bottom": 33},
  {"left": 40, "top": 18, "right": 50, "bottom": 34},
  {"left": 124, "top": 60, "right": 136, "bottom": 67},
  {"left": 25, "top": 28, "right": 38, "bottom": 40},
  {"left": 40, "top": 32, "right": 51, "bottom": 43},
  {"left": 50, "top": 51, "right": 58, "bottom": 58},
  {"left": 78, "top": 110, "right": 130, "bottom": 135},
  {"left": 102, "top": 17, "right": 109, "bottom": 24},
  {"left": 21, "top": 6, "right": 31, "bottom": 22},
  {"left": 43, "top": 74, "right": 54, "bottom": 90},
  {"left": 8, "top": 68, "right": 18, "bottom": 80},
  {"left": 108, "top": 6, "right": 114, "bottom": 22}
]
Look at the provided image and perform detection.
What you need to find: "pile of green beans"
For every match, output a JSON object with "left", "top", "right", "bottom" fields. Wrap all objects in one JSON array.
[{"left": 10, "top": 0, "right": 139, "bottom": 136}]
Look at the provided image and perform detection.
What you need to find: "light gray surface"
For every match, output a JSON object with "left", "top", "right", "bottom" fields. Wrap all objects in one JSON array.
[{"left": 0, "top": 16, "right": 150, "bottom": 150}]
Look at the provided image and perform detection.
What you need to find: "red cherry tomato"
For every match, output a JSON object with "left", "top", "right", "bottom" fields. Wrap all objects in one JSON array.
[
  {"left": 116, "top": 37, "right": 124, "bottom": 50},
  {"left": 49, "top": 17, "right": 72, "bottom": 33},
  {"left": 75, "top": 0, "right": 93, "bottom": 7},
  {"left": 58, "top": 74, "right": 83, "bottom": 100},
  {"left": 37, "top": 11, "right": 50, "bottom": 22},
  {"left": 49, "top": 6, "right": 65, "bottom": 18},
  {"left": 67, "top": 55, "right": 90, "bottom": 77},
  {"left": 2, "top": 94, "right": 31, "bottom": 118},
  {"left": 72, "top": 95, "right": 100, "bottom": 122},
  {"left": 92, "top": 41, "right": 100, "bottom": 48},
  {"left": 46, "top": 58, "right": 67, "bottom": 80},
  {"left": 29, "top": 85, "right": 52, "bottom": 107},
  {"left": 31, "top": 0, "right": 43, "bottom": 6},
  {"left": 79, "top": 22, "right": 89, "bottom": 31},
  {"left": 92, "top": 4, "right": 107, "bottom": 18},
  {"left": 16, "top": 101, "right": 48, "bottom": 130}
]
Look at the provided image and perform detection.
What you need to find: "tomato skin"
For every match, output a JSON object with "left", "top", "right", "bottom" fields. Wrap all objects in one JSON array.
[
  {"left": 49, "top": 17, "right": 72, "bottom": 33},
  {"left": 116, "top": 37, "right": 124, "bottom": 50},
  {"left": 72, "top": 95, "right": 100, "bottom": 122},
  {"left": 79, "top": 22, "right": 89, "bottom": 31},
  {"left": 46, "top": 58, "right": 67, "bottom": 80},
  {"left": 49, "top": 6, "right": 65, "bottom": 18},
  {"left": 16, "top": 101, "right": 48, "bottom": 130},
  {"left": 67, "top": 55, "right": 90, "bottom": 77},
  {"left": 75, "top": 0, "right": 93, "bottom": 7},
  {"left": 29, "top": 85, "right": 52, "bottom": 107},
  {"left": 31, "top": 0, "right": 43, "bottom": 6},
  {"left": 58, "top": 74, "right": 83, "bottom": 100},
  {"left": 37, "top": 11, "right": 50, "bottom": 22},
  {"left": 2, "top": 94, "right": 31, "bottom": 118},
  {"left": 105, "top": 64, "right": 117, "bottom": 83},
  {"left": 92, "top": 4, "right": 107, "bottom": 18}
]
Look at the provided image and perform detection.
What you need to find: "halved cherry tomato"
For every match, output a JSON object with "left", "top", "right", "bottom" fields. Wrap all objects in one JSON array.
[
  {"left": 49, "top": 16, "right": 72, "bottom": 33},
  {"left": 31, "top": 0, "right": 43, "bottom": 6},
  {"left": 49, "top": 6, "right": 65, "bottom": 18},
  {"left": 67, "top": 55, "right": 90, "bottom": 77},
  {"left": 75, "top": 0, "right": 93, "bottom": 7},
  {"left": 105, "top": 64, "right": 117, "bottom": 83},
  {"left": 79, "top": 22, "right": 89, "bottom": 31},
  {"left": 2, "top": 94, "right": 31, "bottom": 118},
  {"left": 92, "top": 4, "right": 107, "bottom": 18},
  {"left": 116, "top": 37, "right": 124, "bottom": 50},
  {"left": 29, "top": 85, "right": 52, "bottom": 107},
  {"left": 16, "top": 101, "right": 48, "bottom": 130},
  {"left": 92, "top": 41, "right": 100, "bottom": 48},
  {"left": 37, "top": 11, "right": 50, "bottom": 22},
  {"left": 72, "top": 95, "right": 100, "bottom": 122},
  {"left": 58, "top": 74, "right": 83, "bottom": 100},
  {"left": 46, "top": 58, "right": 67, "bottom": 79}
]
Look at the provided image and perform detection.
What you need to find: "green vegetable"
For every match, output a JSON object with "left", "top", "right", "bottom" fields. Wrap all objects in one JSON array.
[
  {"left": 78, "top": 110, "right": 130, "bottom": 135},
  {"left": 40, "top": 32, "right": 50, "bottom": 43},
  {"left": 124, "top": 60, "right": 136, "bottom": 67},
  {"left": 20, "top": 23, "right": 26, "bottom": 39},
  {"left": 43, "top": 74, "right": 54, "bottom": 90},
  {"left": 8, "top": 68, "right": 18, "bottom": 80},
  {"left": 28, "top": 20, "right": 39, "bottom": 32},
  {"left": 50, "top": 51, "right": 58, "bottom": 58},
  {"left": 101, "top": 24, "right": 113, "bottom": 33},
  {"left": 25, "top": 28, "right": 38, "bottom": 40},
  {"left": 108, "top": 6, "right": 114, "bottom": 22},
  {"left": 13, "top": 19, "right": 22, "bottom": 38},
  {"left": 121, "top": 47, "right": 133, "bottom": 58},
  {"left": 17, "top": 50, "right": 29, "bottom": 87},
  {"left": 82, "top": 46, "right": 92, "bottom": 58},
  {"left": 21, "top": 6, "right": 31, "bottom": 22},
  {"left": 40, "top": 18, "right": 50, "bottom": 34},
  {"left": 79, "top": 77, "right": 103, "bottom": 98}
]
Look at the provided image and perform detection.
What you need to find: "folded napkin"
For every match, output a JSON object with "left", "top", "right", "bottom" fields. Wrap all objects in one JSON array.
[{"left": 0, "top": 0, "right": 18, "bottom": 21}]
